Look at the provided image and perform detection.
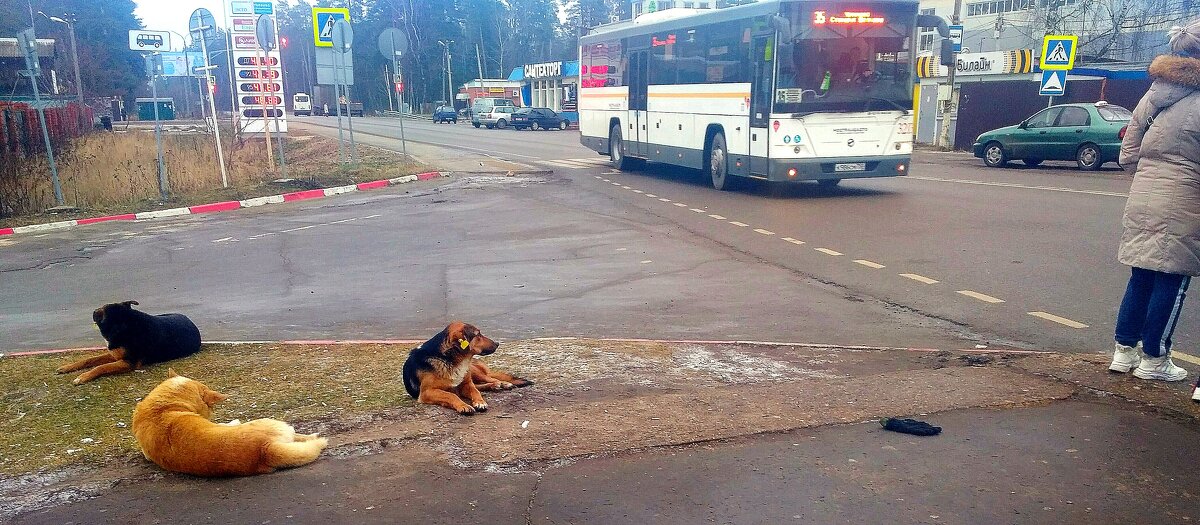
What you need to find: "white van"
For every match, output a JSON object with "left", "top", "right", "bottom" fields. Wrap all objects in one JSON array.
[{"left": 293, "top": 93, "right": 312, "bottom": 116}]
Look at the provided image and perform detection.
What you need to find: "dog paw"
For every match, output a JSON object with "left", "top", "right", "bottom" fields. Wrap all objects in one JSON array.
[
  {"left": 71, "top": 376, "right": 86, "bottom": 386},
  {"left": 473, "top": 402, "right": 489, "bottom": 412},
  {"left": 498, "top": 382, "right": 514, "bottom": 390},
  {"left": 457, "top": 405, "right": 476, "bottom": 416},
  {"left": 55, "top": 366, "right": 71, "bottom": 374}
]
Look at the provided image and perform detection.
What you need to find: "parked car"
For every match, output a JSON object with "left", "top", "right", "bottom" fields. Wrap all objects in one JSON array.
[
  {"left": 471, "top": 97, "right": 515, "bottom": 128},
  {"left": 479, "top": 106, "right": 517, "bottom": 129},
  {"left": 433, "top": 105, "right": 458, "bottom": 124},
  {"left": 511, "top": 107, "right": 571, "bottom": 131},
  {"left": 973, "top": 102, "right": 1132, "bottom": 170}
]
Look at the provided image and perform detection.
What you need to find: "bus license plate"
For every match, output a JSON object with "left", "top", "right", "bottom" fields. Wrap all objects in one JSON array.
[{"left": 835, "top": 163, "right": 866, "bottom": 172}]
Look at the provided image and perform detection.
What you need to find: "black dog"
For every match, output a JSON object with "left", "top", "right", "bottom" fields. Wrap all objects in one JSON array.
[{"left": 56, "top": 301, "right": 202, "bottom": 385}]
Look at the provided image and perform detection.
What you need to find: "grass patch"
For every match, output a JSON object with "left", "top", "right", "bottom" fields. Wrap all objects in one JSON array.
[
  {"left": 0, "top": 131, "right": 429, "bottom": 227},
  {"left": 0, "top": 343, "right": 414, "bottom": 477}
]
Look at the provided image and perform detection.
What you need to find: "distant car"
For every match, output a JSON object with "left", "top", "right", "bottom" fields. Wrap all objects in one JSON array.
[
  {"left": 292, "top": 93, "right": 312, "bottom": 116},
  {"left": 511, "top": 107, "right": 571, "bottom": 131},
  {"left": 433, "top": 105, "right": 458, "bottom": 124},
  {"left": 471, "top": 98, "right": 515, "bottom": 128},
  {"left": 479, "top": 106, "right": 517, "bottom": 129},
  {"left": 973, "top": 102, "right": 1132, "bottom": 171}
]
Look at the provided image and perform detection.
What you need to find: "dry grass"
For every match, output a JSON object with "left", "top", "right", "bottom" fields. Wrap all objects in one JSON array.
[
  {"left": 0, "top": 344, "right": 413, "bottom": 477},
  {"left": 0, "top": 129, "right": 428, "bottom": 226}
]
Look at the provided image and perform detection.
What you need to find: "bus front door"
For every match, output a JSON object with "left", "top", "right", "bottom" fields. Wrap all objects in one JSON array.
[
  {"left": 628, "top": 50, "right": 649, "bottom": 158},
  {"left": 749, "top": 35, "right": 774, "bottom": 177}
]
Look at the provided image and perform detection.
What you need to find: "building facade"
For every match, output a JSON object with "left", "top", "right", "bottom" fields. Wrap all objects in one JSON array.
[{"left": 507, "top": 60, "right": 581, "bottom": 123}]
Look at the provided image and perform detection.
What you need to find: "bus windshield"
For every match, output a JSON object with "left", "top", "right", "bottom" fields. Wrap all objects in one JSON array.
[{"left": 774, "top": 3, "right": 914, "bottom": 114}]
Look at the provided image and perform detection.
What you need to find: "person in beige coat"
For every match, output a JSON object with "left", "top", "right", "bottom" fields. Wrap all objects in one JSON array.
[{"left": 1109, "top": 20, "right": 1200, "bottom": 399}]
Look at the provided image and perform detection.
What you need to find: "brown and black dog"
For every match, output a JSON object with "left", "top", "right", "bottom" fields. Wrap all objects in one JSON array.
[
  {"left": 56, "top": 301, "right": 202, "bottom": 385},
  {"left": 402, "top": 322, "right": 531, "bottom": 415}
]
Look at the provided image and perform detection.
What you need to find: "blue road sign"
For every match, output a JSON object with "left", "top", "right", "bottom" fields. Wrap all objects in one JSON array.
[
  {"left": 312, "top": 7, "right": 350, "bottom": 48},
  {"left": 949, "top": 25, "right": 964, "bottom": 53},
  {"left": 1040, "top": 35, "right": 1078, "bottom": 70},
  {"left": 253, "top": 1, "right": 273, "bottom": 14},
  {"left": 1040, "top": 70, "right": 1066, "bottom": 96}
]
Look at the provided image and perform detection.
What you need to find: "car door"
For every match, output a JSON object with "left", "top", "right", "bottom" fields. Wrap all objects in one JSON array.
[
  {"left": 1009, "top": 107, "right": 1061, "bottom": 160},
  {"left": 1046, "top": 106, "right": 1090, "bottom": 159}
]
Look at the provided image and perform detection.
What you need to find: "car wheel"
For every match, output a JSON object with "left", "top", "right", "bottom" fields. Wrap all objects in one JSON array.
[
  {"left": 1023, "top": 159, "right": 1043, "bottom": 167},
  {"left": 497, "top": 119, "right": 508, "bottom": 129},
  {"left": 531, "top": 121, "right": 541, "bottom": 131},
  {"left": 983, "top": 142, "right": 1008, "bottom": 168},
  {"left": 1077, "top": 143, "right": 1102, "bottom": 171},
  {"left": 818, "top": 179, "right": 841, "bottom": 188},
  {"left": 473, "top": 123, "right": 481, "bottom": 128},
  {"left": 560, "top": 120, "right": 569, "bottom": 131},
  {"left": 708, "top": 132, "right": 737, "bottom": 191}
]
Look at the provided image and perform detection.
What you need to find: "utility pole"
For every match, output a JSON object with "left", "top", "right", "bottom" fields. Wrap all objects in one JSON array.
[
  {"left": 438, "top": 40, "right": 454, "bottom": 104},
  {"left": 40, "top": 13, "right": 83, "bottom": 106},
  {"left": 19, "top": 28, "right": 64, "bottom": 206},
  {"left": 476, "top": 43, "right": 484, "bottom": 79},
  {"left": 937, "top": 0, "right": 963, "bottom": 149}
]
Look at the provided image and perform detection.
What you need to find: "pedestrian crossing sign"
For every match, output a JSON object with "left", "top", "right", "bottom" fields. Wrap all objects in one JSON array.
[
  {"left": 1040, "top": 35, "right": 1078, "bottom": 70},
  {"left": 312, "top": 7, "right": 350, "bottom": 48}
]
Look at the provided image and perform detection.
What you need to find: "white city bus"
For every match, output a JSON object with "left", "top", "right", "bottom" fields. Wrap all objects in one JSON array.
[{"left": 578, "top": 0, "right": 919, "bottom": 190}]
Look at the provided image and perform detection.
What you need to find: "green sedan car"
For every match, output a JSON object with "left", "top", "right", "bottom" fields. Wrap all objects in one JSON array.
[{"left": 972, "top": 102, "right": 1132, "bottom": 170}]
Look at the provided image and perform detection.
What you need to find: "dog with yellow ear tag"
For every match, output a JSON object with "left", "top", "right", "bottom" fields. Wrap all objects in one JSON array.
[{"left": 132, "top": 369, "right": 327, "bottom": 477}]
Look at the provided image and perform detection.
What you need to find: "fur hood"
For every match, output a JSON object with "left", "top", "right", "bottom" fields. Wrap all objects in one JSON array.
[{"left": 1149, "top": 54, "right": 1200, "bottom": 90}]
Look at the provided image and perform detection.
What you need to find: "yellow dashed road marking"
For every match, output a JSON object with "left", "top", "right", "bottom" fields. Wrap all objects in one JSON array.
[
  {"left": 729, "top": 221, "right": 749, "bottom": 227},
  {"left": 958, "top": 290, "right": 1005, "bottom": 303},
  {"left": 782, "top": 237, "right": 805, "bottom": 245},
  {"left": 854, "top": 259, "right": 885, "bottom": 269},
  {"left": 754, "top": 229, "right": 775, "bottom": 236},
  {"left": 1174, "top": 352, "right": 1200, "bottom": 366},
  {"left": 1028, "top": 312, "right": 1089, "bottom": 329},
  {"left": 900, "top": 273, "right": 939, "bottom": 284},
  {"left": 815, "top": 248, "right": 843, "bottom": 256}
]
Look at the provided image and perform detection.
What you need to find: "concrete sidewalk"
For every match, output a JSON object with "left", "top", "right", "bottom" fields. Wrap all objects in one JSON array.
[{"left": 9, "top": 341, "right": 1200, "bottom": 524}]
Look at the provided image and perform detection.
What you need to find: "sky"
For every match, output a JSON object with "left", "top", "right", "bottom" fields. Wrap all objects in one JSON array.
[{"left": 134, "top": 1, "right": 233, "bottom": 50}]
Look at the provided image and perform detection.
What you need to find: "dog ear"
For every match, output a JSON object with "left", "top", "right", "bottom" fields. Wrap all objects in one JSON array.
[
  {"left": 121, "top": 301, "right": 139, "bottom": 308},
  {"left": 202, "top": 389, "right": 229, "bottom": 405},
  {"left": 92, "top": 308, "right": 105, "bottom": 324},
  {"left": 167, "top": 368, "right": 179, "bottom": 378}
]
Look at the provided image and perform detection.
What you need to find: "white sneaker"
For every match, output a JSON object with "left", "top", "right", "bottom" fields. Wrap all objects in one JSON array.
[
  {"left": 1108, "top": 342, "right": 1141, "bottom": 373},
  {"left": 1133, "top": 352, "right": 1189, "bottom": 382}
]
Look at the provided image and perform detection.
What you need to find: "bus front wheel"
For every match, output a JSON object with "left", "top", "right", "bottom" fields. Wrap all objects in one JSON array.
[
  {"left": 611, "top": 125, "right": 634, "bottom": 171},
  {"left": 708, "top": 132, "right": 736, "bottom": 191}
]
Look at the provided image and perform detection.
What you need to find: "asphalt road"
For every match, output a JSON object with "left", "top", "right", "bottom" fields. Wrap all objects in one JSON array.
[
  {"left": 290, "top": 115, "right": 1160, "bottom": 356},
  {"left": 0, "top": 114, "right": 1177, "bottom": 359}
]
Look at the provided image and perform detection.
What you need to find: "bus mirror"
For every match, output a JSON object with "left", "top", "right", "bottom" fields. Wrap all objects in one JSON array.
[
  {"left": 939, "top": 40, "right": 955, "bottom": 66},
  {"left": 917, "top": 14, "right": 950, "bottom": 37},
  {"left": 770, "top": 15, "right": 794, "bottom": 42}
]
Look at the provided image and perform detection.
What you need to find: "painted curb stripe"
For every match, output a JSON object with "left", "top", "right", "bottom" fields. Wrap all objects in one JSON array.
[
  {"left": 189, "top": 201, "right": 242, "bottom": 214},
  {"left": 356, "top": 180, "right": 389, "bottom": 190},
  {"left": 77, "top": 214, "right": 137, "bottom": 225},
  {"left": 283, "top": 189, "right": 327, "bottom": 202},
  {"left": 0, "top": 172, "right": 447, "bottom": 237}
]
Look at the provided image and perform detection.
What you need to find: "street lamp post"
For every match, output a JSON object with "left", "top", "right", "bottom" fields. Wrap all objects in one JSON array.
[
  {"left": 438, "top": 40, "right": 454, "bottom": 106},
  {"left": 39, "top": 12, "right": 82, "bottom": 106}
]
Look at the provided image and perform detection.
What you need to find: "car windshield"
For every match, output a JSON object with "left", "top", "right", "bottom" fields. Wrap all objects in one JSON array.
[
  {"left": 775, "top": 2, "right": 914, "bottom": 114},
  {"left": 1097, "top": 105, "right": 1133, "bottom": 122}
]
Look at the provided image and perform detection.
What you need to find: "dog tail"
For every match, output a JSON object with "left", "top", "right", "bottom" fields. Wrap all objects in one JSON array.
[
  {"left": 488, "top": 370, "right": 535, "bottom": 388},
  {"left": 263, "top": 437, "right": 328, "bottom": 469}
]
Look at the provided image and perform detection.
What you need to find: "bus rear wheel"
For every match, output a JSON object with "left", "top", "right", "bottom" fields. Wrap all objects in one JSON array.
[
  {"left": 610, "top": 125, "right": 633, "bottom": 171},
  {"left": 708, "top": 132, "right": 737, "bottom": 191}
]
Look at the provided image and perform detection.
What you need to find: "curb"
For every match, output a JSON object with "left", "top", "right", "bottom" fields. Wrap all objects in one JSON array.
[
  {"left": 0, "top": 337, "right": 1055, "bottom": 358},
  {"left": 0, "top": 171, "right": 451, "bottom": 238}
]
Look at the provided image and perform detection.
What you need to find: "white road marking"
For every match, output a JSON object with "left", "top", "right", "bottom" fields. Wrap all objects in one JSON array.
[
  {"left": 900, "top": 273, "right": 939, "bottom": 284},
  {"left": 328, "top": 217, "right": 360, "bottom": 225},
  {"left": 958, "top": 290, "right": 1005, "bottom": 303},
  {"left": 646, "top": 194, "right": 657, "bottom": 198},
  {"left": 622, "top": 186, "right": 632, "bottom": 189},
  {"left": 1028, "top": 311, "right": 1089, "bottom": 329},
  {"left": 616, "top": 248, "right": 628, "bottom": 251},
  {"left": 907, "top": 176, "right": 1129, "bottom": 198},
  {"left": 594, "top": 176, "right": 603, "bottom": 179},
  {"left": 754, "top": 229, "right": 775, "bottom": 235},
  {"left": 248, "top": 232, "right": 277, "bottom": 240},
  {"left": 281, "top": 225, "right": 318, "bottom": 233},
  {"left": 659, "top": 198, "right": 671, "bottom": 202},
  {"left": 673, "top": 203, "right": 688, "bottom": 207},
  {"left": 708, "top": 214, "right": 727, "bottom": 220},
  {"left": 632, "top": 189, "right": 644, "bottom": 193},
  {"left": 212, "top": 237, "right": 233, "bottom": 243},
  {"left": 612, "top": 182, "right": 622, "bottom": 186},
  {"left": 602, "top": 179, "right": 611, "bottom": 182},
  {"left": 362, "top": 214, "right": 382, "bottom": 219},
  {"left": 689, "top": 208, "right": 706, "bottom": 213},
  {"left": 782, "top": 237, "right": 805, "bottom": 245},
  {"left": 815, "top": 248, "right": 843, "bottom": 256},
  {"left": 854, "top": 259, "right": 886, "bottom": 269},
  {"left": 640, "top": 260, "right": 653, "bottom": 264},
  {"left": 730, "top": 222, "right": 749, "bottom": 227}
]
